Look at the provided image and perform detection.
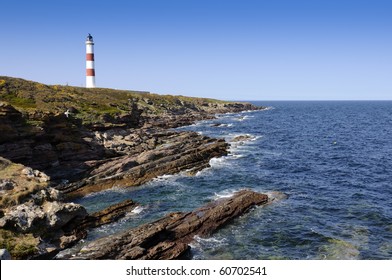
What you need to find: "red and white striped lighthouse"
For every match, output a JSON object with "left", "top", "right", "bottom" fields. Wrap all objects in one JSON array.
[{"left": 85, "top": 33, "right": 96, "bottom": 88}]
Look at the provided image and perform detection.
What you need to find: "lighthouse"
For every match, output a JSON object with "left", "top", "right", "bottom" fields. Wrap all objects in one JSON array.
[{"left": 85, "top": 33, "right": 96, "bottom": 88}]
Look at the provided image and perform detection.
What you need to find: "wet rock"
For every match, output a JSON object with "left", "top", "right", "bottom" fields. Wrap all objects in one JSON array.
[
  {"left": 67, "top": 190, "right": 268, "bottom": 260},
  {"left": 62, "top": 130, "right": 229, "bottom": 198},
  {"left": 69, "top": 200, "right": 139, "bottom": 230},
  {"left": 231, "top": 135, "right": 254, "bottom": 143}
]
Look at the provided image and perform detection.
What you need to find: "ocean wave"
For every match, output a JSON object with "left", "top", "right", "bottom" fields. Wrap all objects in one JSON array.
[
  {"left": 191, "top": 235, "right": 228, "bottom": 248},
  {"left": 210, "top": 123, "right": 234, "bottom": 128},
  {"left": 236, "top": 115, "right": 254, "bottom": 121},
  {"left": 131, "top": 205, "right": 144, "bottom": 214},
  {"left": 264, "top": 191, "right": 288, "bottom": 203},
  {"left": 121, "top": 206, "right": 146, "bottom": 220},
  {"left": 212, "top": 188, "right": 247, "bottom": 200},
  {"left": 156, "top": 174, "right": 176, "bottom": 180},
  {"left": 209, "top": 156, "right": 229, "bottom": 167},
  {"left": 147, "top": 173, "right": 187, "bottom": 188},
  {"left": 230, "top": 154, "right": 245, "bottom": 159},
  {"left": 215, "top": 112, "right": 240, "bottom": 118}
]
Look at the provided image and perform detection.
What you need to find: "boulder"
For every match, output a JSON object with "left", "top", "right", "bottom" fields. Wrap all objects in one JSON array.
[
  {"left": 21, "top": 167, "right": 50, "bottom": 182},
  {"left": 0, "top": 190, "right": 87, "bottom": 234},
  {"left": 0, "top": 248, "right": 12, "bottom": 260},
  {"left": 0, "top": 180, "right": 15, "bottom": 191},
  {"left": 231, "top": 135, "right": 254, "bottom": 143}
]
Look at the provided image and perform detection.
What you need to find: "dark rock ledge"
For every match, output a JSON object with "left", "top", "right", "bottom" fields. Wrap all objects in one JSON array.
[
  {"left": 62, "top": 190, "right": 268, "bottom": 260},
  {"left": 59, "top": 129, "right": 229, "bottom": 199}
]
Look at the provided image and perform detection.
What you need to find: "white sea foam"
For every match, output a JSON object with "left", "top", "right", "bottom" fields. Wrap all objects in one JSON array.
[
  {"left": 264, "top": 191, "right": 288, "bottom": 203},
  {"left": 191, "top": 235, "right": 228, "bottom": 249},
  {"left": 209, "top": 156, "right": 229, "bottom": 168},
  {"left": 157, "top": 174, "right": 176, "bottom": 180},
  {"left": 214, "top": 192, "right": 234, "bottom": 199},
  {"left": 212, "top": 188, "right": 246, "bottom": 200},
  {"left": 237, "top": 115, "right": 254, "bottom": 121},
  {"left": 230, "top": 154, "right": 245, "bottom": 159},
  {"left": 131, "top": 206, "right": 144, "bottom": 214},
  {"left": 147, "top": 173, "right": 186, "bottom": 188},
  {"left": 210, "top": 123, "right": 233, "bottom": 128},
  {"left": 227, "top": 133, "right": 260, "bottom": 143},
  {"left": 216, "top": 112, "right": 238, "bottom": 118},
  {"left": 83, "top": 185, "right": 129, "bottom": 199}
]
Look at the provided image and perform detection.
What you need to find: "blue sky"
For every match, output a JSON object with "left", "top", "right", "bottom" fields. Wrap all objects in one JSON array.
[{"left": 1, "top": 0, "right": 391, "bottom": 100}]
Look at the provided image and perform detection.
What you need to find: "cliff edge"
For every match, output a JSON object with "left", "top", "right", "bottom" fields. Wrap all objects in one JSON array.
[{"left": 0, "top": 76, "right": 263, "bottom": 259}]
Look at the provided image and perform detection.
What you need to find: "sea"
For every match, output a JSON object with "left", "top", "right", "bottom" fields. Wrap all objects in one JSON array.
[{"left": 70, "top": 101, "right": 392, "bottom": 260}]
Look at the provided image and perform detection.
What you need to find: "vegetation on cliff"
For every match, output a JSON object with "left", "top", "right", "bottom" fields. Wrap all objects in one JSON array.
[{"left": 0, "top": 76, "right": 239, "bottom": 128}]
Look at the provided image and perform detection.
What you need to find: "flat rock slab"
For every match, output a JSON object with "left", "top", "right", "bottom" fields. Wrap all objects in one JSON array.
[{"left": 66, "top": 189, "right": 268, "bottom": 260}]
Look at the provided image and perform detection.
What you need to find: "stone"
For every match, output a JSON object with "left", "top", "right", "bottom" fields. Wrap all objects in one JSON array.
[
  {"left": 0, "top": 200, "right": 87, "bottom": 234},
  {"left": 36, "top": 172, "right": 50, "bottom": 183},
  {"left": 21, "top": 167, "right": 35, "bottom": 178},
  {"left": 231, "top": 135, "right": 254, "bottom": 143},
  {"left": 0, "top": 202, "right": 46, "bottom": 233},
  {"left": 20, "top": 167, "right": 50, "bottom": 182},
  {"left": 43, "top": 201, "right": 87, "bottom": 229},
  {"left": 0, "top": 249, "right": 12, "bottom": 260},
  {"left": 0, "top": 179, "right": 15, "bottom": 191}
]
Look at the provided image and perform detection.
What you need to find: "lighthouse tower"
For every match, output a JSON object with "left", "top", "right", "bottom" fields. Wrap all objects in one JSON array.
[{"left": 85, "top": 33, "right": 96, "bottom": 88}]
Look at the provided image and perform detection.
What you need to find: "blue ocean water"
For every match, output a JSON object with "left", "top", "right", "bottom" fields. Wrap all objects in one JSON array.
[{"left": 73, "top": 101, "right": 392, "bottom": 259}]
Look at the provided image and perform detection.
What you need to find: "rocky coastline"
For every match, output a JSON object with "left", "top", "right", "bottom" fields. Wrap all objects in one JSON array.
[{"left": 0, "top": 76, "right": 267, "bottom": 259}]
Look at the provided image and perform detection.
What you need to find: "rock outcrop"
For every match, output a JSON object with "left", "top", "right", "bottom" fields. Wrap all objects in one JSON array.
[
  {"left": 65, "top": 190, "right": 268, "bottom": 260},
  {"left": 0, "top": 187, "right": 88, "bottom": 254},
  {"left": 231, "top": 134, "right": 255, "bottom": 143},
  {"left": 59, "top": 129, "right": 228, "bottom": 198},
  {"left": 0, "top": 76, "right": 265, "bottom": 259},
  {"left": 0, "top": 192, "right": 139, "bottom": 259},
  {"left": 69, "top": 199, "right": 139, "bottom": 231}
]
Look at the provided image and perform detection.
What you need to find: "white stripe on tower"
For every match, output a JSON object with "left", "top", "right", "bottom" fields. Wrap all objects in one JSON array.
[{"left": 85, "top": 33, "right": 96, "bottom": 88}]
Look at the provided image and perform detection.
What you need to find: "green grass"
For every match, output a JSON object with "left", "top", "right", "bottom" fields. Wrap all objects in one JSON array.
[
  {"left": 0, "top": 76, "right": 243, "bottom": 126},
  {"left": 0, "top": 229, "right": 39, "bottom": 259}
]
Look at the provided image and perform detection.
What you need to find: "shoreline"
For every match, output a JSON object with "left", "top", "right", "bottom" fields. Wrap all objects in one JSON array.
[{"left": 0, "top": 76, "right": 264, "bottom": 259}]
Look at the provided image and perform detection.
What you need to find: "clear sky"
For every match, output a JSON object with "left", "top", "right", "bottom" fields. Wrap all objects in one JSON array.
[{"left": 1, "top": 0, "right": 391, "bottom": 100}]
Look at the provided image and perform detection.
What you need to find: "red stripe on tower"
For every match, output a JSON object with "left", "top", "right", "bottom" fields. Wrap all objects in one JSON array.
[
  {"left": 86, "top": 69, "right": 95, "bottom": 76},
  {"left": 85, "top": 33, "right": 96, "bottom": 88},
  {"left": 86, "top": 53, "right": 94, "bottom": 61}
]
